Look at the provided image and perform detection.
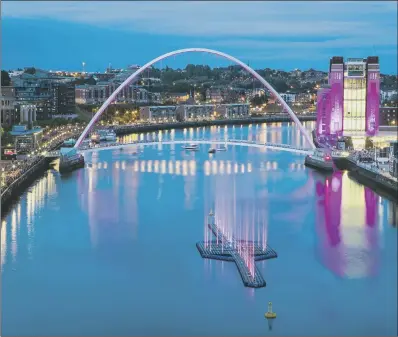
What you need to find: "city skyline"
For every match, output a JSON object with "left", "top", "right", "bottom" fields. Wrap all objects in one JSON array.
[{"left": 1, "top": 1, "right": 397, "bottom": 74}]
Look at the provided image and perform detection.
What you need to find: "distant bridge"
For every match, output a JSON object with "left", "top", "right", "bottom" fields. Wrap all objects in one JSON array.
[{"left": 78, "top": 139, "right": 312, "bottom": 155}]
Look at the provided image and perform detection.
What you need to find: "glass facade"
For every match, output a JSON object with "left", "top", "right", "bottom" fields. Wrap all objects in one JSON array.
[{"left": 343, "top": 77, "right": 367, "bottom": 132}]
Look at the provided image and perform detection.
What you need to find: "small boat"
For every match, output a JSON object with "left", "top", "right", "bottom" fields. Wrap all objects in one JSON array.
[
  {"left": 208, "top": 148, "right": 216, "bottom": 154},
  {"left": 182, "top": 144, "right": 199, "bottom": 151},
  {"left": 105, "top": 130, "right": 117, "bottom": 142},
  {"left": 63, "top": 138, "right": 76, "bottom": 147},
  {"left": 304, "top": 149, "right": 334, "bottom": 172},
  {"left": 91, "top": 133, "right": 100, "bottom": 143},
  {"left": 216, "top": 146, "right": 227, "bottom": 152}
]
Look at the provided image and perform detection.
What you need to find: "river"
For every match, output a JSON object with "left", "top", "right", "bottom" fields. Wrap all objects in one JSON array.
[{"left": 1, "top": 122, "right": 397, "bottom": 336}]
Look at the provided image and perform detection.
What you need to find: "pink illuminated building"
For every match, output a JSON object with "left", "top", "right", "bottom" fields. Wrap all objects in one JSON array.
[
  {"left": 316, "top": 56, "right": 380, "bottom": 139},
  {"left": 316, "top": 86, "right": 332, "bottom": 136}
]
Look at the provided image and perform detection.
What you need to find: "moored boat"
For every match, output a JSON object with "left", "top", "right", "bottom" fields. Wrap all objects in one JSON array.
[
  {"left": 182, "top": 144, "right": 199, "bottom": 151},
  {"left": 59, "top": 148, "right": 85, "bottom": 174},
  {"left": 105, "top": 130, "right": 117, "bottom": 142},
  {"left": 63, "top": 138, "right": 76, "bottom": 147},
  {"left": 91, "top": 133, "right": 100, "bottom": 143},
  {"left": 304, "top": 148, "right": 334, "bottom": 172}
]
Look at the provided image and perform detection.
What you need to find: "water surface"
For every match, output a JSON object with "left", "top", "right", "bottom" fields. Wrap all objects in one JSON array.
[{"left": 2, "top": 122, "right": 397, "bottom": 336}]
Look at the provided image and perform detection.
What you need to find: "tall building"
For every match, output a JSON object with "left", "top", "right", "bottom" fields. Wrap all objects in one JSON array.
[
  {"left": 51, "top": 83, "right": 76, "bottom": 115},
  {"left": 316, "top": 56, "right": 380, "bottom": 138}
]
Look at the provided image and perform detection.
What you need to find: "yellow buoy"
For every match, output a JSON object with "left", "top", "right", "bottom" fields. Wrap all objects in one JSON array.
[{"left": 264, "top": 302, "right": 277, "bottom": 319}]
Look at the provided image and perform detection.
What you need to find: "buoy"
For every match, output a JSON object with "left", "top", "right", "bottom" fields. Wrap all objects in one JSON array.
[{"left": 264, "top": 302, "right": 277, "bottom": 319}]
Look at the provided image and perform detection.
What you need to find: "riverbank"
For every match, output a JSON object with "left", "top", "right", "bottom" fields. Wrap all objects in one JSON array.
[
  {"left": 1, "top": 156, "right": 49, "bottom": 216},
  {"left": 334, "top": 155, "right": 398, "bottom": 200},
  {"left": 1, "top": 133, "right": 83, "bottom": 215},
  {"left": 112, "top": 115, "right": 316, "bottom": 135},
  {"left": 349, "top": 161, "right": 398, "bottom": 200}
]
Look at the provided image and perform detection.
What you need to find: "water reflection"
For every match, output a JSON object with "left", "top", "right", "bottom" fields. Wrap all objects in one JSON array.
[
  {"left": 204, "top": 162, "right": 269, "bottom": 278},
  {"left": 88, "top": 159, "right": 305, "bottom": 176},
  {"left": 1, "top": 171, "right": 57, "bottom": 267},
  {"left": 315, "top": 171, "right": 386, "bottom": 278},
  {"left": 79, "top": 156, "right": 140, "bottom": 248},
  {"left": 118, "top": 121, "right": 317, "bottom": 149}
]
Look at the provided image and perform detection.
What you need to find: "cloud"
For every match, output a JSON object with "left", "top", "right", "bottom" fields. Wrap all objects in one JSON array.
[
  {"left": 2, "top": 1, "right": 397, "bottom": 42},
  {"left": 2, "top": 1, "right": 396, "bottom": 67}
]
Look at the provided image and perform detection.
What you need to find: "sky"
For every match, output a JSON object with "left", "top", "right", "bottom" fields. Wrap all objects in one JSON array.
[{"left": 1, "top": 1, "right": 397, "bottom": 74}]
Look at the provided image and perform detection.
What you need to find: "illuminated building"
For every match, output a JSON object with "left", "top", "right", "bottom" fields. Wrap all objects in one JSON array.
[
  {"left": 379, "top": 106, "right": 398, "bottom": 126},
  {"left": 316, "top": 56, "right": 380, "bottom": 139},
  {"left": 10, "top": 125, "right": 43, "bottom": 154}
]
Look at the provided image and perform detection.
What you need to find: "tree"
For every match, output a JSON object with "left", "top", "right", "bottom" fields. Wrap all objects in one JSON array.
[
  {"left": 73, "top": 77, "right": 96, "bottom": 85},
  {"left": 250, "top": 94, "right": 268, "bottom": 106},
  {"left": 1, "top": 70, "right": 11, "bottom": 86},
  {"left": 365, "top": 137, "right": 374, "bottom": 150},
  {"left": 24, "top": 67, "right": 36, "bottom": 75}
]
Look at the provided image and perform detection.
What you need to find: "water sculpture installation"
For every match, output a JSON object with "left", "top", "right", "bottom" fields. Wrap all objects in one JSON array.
[{"left": 196, "top": 211, "right": 278, "bottom": 288}]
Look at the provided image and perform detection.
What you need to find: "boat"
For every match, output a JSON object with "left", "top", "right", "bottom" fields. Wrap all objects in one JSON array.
[
  {"left": 91, "top": 133, "right": 100, "bottom": 143},
  {"left": 216, "top": 146, "right": 227, "bottom": 151},
  {"left": 208, "top": 148, "right": 216, "bottom": 154},
  {"left": 98, "top": 130, "right": 107, "bottom": 141},
  {"left": 304, "top": 148, "right": 334, "bottom": 172},
  {"left": 182, "top": 144, "right": 199, "bottom": 151},
  {"left": 63, "top": 138, "right": 76, "bottom": 147},
  {"left": 105, "top": 130, "right": 117, "bottom": 142},
  {"left": 59, "top": 148, "right": 85, "bottom": 174},
  {"left": 331, "top": 150, "right": 351, "bottom": 170}
]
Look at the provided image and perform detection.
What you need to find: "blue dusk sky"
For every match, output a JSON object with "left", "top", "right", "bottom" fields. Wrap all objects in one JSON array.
[{"left": 1, "top": 1, "right": 397, "bottom": 74}]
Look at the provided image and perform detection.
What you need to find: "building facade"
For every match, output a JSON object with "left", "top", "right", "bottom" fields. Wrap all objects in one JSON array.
[
  {"left": 51, "top": 83, "right": 75, "bottom": 115},
  {"left": 316, "top": 86, "right": 332, "bottom": 136},
  {"left": 0, "top": 86, "right": 17, "bottom": 126},
  {"left": 279, "top": 93, "right": 296, "bottom": 104},
  {"left": 379, "top": 106, "right": 397, "bottom": 126},
  {"left": 139, "top": 106, "right": 178, "bottom": 122},
  {"left": 140, "top": 103, "right": 250, "bottom": 122},
  {"left": 19, "top": 105, "right": 37, "bottom": 125},
  {"left": 11, "top": 70, "right": 75, "bottom": 119},
  {"left": 10, "top": 125, "right": 43, "bottom": 154},
  {"left": 316, "top": 56, "right": 380, "bottom": 138},
  {"left": 75, "top": 84, "right": 149, "bottom": 105}
]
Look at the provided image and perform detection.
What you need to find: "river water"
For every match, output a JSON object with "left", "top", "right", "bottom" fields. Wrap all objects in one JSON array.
[{"left": 1, "top": 122, "right": 397, "bottom": 336}]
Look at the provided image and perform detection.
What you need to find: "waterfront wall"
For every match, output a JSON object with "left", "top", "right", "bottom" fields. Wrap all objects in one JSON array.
[
  {"left": 1, "top": 136, "right": 80, "bottom": 215},
  {"left": 1, "top": 157, "right": 49, "bottom": 215},
  {"left": 336, "top": 157, "right": 398, "bottom": 200}
]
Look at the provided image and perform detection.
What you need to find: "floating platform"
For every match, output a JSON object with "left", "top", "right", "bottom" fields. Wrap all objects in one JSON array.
[{"left": 197, "top": 222, "right": 278, "bottom": 288}]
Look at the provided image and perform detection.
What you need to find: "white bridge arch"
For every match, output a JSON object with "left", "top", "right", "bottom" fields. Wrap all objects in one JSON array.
[{"left": 74, "top": 48, "right": 315, "bottom": 149}]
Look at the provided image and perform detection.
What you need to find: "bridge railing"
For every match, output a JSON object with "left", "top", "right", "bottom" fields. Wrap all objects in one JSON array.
[{"left": 78, "top": 138, "right": 312, "bottom": 153}]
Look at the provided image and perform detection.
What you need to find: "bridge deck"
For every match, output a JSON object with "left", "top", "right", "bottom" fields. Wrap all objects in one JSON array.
[{"left": 78, "top": 139, "right": 312, "bottom": 155}]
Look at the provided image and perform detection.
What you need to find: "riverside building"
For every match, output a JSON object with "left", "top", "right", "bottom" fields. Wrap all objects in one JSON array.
[{"left": 316, "top": 56, "right": 380, "bottom": 144}]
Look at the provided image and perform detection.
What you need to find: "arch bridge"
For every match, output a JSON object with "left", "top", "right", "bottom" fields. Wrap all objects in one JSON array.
[{"left": 73, "top": 48, "right": 316, "bottom": 151}]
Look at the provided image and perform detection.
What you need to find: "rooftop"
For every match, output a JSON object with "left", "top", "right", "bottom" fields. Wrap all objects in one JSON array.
[{"left": 10, "top": 125, "right": 43, "bottom": 136}]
